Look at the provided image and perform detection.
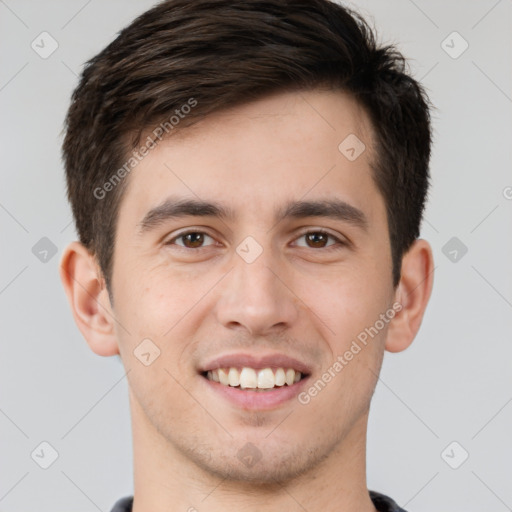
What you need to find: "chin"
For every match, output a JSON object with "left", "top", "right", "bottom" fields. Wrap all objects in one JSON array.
[{"left": 181, "top": 441, "right": 328, "bottom": 485}]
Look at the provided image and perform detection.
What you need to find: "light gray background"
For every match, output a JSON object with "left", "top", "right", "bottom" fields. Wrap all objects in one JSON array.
[{"left": 1, "top": 0, "right": 511, "bottom": 510}]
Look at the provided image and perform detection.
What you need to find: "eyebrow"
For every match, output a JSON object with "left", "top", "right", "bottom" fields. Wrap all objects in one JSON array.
[
  {"left": 276, "top": 198, "right": 368, "bottom": 231},
  {"left": 138, "top": 195, "right": 368, "bottom": 233},
  {"left": 138, "top": 196, "right": 235, "bottom": 232}
]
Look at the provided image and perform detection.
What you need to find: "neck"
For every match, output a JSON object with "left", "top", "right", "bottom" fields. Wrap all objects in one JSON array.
[{"left": 130, "top": 390, "right": 377, "bottom": 512}]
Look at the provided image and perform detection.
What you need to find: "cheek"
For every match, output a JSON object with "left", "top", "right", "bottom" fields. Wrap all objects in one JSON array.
[
  {"left": 303, "top": 272, "right": 390, "bottom": 414},
  {"left": 125, "top": 357, "right": 198, "bottom": 438},
  {"left": 113, "top": 270, "right": 200, "bottom": 410},
  {"left": 302, "top": 262, "right": 391, "bottom": 347},
  {"left": 112, "top": 263, "right": 219, "bottom": 380},
  {"left": 115, "top": 260, "right": 205, "bottom": 335}
]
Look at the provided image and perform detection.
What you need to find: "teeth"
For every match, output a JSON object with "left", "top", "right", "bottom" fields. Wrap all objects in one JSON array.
[
  {"left": 257, "top": 368, "right": 275, "bottom": 389},
  {"left": 239, "top": 367, "right": 257, "bottom": 389},
  {"left": 228, "top": 367, "right": 240, "bottom": 387},
  {"left": 274, "top": 368, "right": 286, "bottom": 386},
  {"left": 218, "top": 368, "right": 229, "bottom": 385},
  {"left": 206, "top": 367, "right": 303, "bottom": 389}
]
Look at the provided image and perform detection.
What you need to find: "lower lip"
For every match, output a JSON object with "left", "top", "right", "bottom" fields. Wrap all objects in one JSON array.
[{"left": 200, "top": 375, "right": 309, "bottom": 410}]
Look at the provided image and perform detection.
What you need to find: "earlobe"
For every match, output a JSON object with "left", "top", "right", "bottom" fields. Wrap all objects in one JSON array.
[
  {"left": 385, "top": 239, "right": 434, "bottom": 353},
  {"left": 59, "top": 241, "right": 120, "bottom": 357}
]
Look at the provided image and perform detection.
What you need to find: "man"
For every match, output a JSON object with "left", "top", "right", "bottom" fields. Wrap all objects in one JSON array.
[{"left": 59, "top": 1, "right": 434, "bottom": 511}]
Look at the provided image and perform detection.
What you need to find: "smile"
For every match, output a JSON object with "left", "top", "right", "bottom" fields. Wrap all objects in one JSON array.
[
  {"left": 204, "top": 367, "right": 304, "bottom": 391},
  {"left": 199, "top": 352, "right": 312, "bottom": 408}
]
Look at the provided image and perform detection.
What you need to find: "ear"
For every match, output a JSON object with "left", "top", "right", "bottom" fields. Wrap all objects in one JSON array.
[
  {"left": 59, "top": 241, "right": 119, "bottom": 357},
  {"left": 385, "top": 239, "right": 434, "bottom": 353}
]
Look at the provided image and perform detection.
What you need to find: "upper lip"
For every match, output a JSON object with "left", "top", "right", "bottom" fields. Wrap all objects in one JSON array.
[{"left": 199, "top": 352, "right": 312, "bottom": 375}]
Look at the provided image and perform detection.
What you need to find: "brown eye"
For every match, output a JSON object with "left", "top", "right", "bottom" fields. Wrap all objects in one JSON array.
[
  {"left": 169, "top": 231, "right": 216, "bottom": 248},
  {"left": 182, "top": 232, "right": 205, "bottom": 248},
  {"left": 295, "top": 230, "right": 340, "bottom": 249},
  {"left": 305, "top": 232, "right": 329, "bottom": 248}
]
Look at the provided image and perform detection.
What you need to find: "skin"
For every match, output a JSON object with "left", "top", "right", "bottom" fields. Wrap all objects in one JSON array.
[{"left": 60, "top": 88, "right": 434, "bottom": 512}]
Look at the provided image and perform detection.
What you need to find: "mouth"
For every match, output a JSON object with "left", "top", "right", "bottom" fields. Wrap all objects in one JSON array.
[
  {"left": 198, "top": 353, "right": 311, "bottom": 409},
  {"left": 201, "top": 366, "right": 308, "bottom": 391}
]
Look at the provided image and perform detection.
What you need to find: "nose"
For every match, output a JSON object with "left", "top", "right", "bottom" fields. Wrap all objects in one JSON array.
[{"left": 214, "top": 246, "right": 299, "bottom": 336}]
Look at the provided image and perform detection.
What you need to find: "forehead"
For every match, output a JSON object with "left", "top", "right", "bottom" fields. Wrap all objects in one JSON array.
[{"left": 118, "top": 88, "right": 382, "bottom": 225}]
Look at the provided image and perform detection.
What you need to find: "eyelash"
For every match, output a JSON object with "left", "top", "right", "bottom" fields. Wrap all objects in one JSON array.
[{"left": 165, "top": 229, "right": 346, "bottom": 251}]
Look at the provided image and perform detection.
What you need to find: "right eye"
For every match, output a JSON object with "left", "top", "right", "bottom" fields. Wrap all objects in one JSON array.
[{"left": 166, "top": 231, "right": 217, "bottom": 249}]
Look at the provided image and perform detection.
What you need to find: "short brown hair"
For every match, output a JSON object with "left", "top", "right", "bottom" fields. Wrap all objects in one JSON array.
[{"left": 62, "top": 0, "right": 433, "bottom": 292}]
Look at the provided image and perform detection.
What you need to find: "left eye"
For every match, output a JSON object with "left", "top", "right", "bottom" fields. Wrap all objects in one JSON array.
[{"left": 294, "top": 231, "right": 340, "bottom": 249}]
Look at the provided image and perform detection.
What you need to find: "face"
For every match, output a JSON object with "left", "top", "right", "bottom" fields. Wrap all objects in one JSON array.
[{"left": 111, "top": 89, "right": 396, "bottom": 483}]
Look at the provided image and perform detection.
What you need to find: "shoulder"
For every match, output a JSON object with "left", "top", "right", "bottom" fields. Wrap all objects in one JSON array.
[
  {"left": 369, "top": 490, "right": 409, "bottom": 512},
  {"left": 109, "top": 496, "right": 134, "bottom": 512}
]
